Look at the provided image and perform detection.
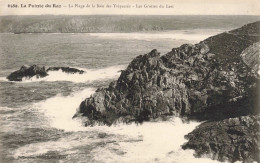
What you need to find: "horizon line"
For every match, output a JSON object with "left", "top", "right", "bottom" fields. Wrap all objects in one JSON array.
[{"left": 1, "top": 14, "right": 260, "bottom": 16}]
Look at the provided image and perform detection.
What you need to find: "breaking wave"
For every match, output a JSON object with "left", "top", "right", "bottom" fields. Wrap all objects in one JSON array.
[
  {"left": 1, "top": 65, "right": 125, "bottom": 83},
  {"left": 35, "top": 88, "right": 95, "bottom": 131},
  {"left": 12, "top": 87, "right": 220, "bottom": 163}
]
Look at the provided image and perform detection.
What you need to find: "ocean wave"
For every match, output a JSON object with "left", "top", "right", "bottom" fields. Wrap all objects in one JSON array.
[
  {"left": 13, "top": 117, "right": 220, "bottom": 163},
  {"left": 1, "top": 65, "right": 125, "bottom": 83},
  {"left": 34, "top": 88, "right": 96, "bottom": 132},
  {"left": 88, "top": 119, "right": 220, "bottom": 163},
  {"left": 11, "top": 87, "right": 221, "bottom": 162}
]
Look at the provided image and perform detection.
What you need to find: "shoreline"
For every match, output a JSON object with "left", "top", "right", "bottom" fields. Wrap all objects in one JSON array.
[{"left": 74, "top": 21, "right": 260, "bottom": 162}]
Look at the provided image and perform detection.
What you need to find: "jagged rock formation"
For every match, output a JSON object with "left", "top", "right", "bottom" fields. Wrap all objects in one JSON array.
[
  {"left": 182, "top": 115, "right": 260, "bottom": 162},
  {"left": 181, "top": 41, "right": 260, "bottom": 163},
  {"left": 7, "top": 65, "right": 85, "bottom": 81},
  {"left": 75, "top": 21, "right": 260, "bottom": 126},
  {"left": 47, "top": 67, "right": 84, "bottom": 74},
  {"left": 7, "top": 65, "right": 47, "bottom": 81},
  {"left": 74, "top": 21, "right": 260, "bottom": 162}
]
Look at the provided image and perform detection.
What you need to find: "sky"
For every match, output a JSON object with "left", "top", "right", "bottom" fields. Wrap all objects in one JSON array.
[{"left": 0, "top": 0, "right": 259, "bottom": 15}]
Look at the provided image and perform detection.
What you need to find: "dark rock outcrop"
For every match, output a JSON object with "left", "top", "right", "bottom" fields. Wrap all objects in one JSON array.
[
  {"left": 7, "top": 65, "right": 85, "bottom": 81},
  {"left": 7, "top": 65, "right": 48, "bottom": 81},
  {"left": 181, "top": 42, "right": 260, "bottom": 163},
  {"left": 74, "top": 22, "right": 260, "bottom": 162},
  {"left": 182, "top": 115, "right": 260, "bottom": 162},
  {"left": 47, "top": 67, "right": 84, "bottom": 74},
  {"left": 75, "top": 21, "right": 260, "bottom": 125}
]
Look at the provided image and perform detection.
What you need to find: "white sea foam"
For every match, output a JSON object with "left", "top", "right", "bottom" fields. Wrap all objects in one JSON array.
[
  {"left": 89, "top": 119, "right": 220, "bottom": 163},
  {"left": 13, "top": 116, "right": 220, "bottom": 163},
  {"left": 34, "top": 88, "right": 95, "bottom": 132},
  {"left": 13, "top": 87, "right": 220, "bottom": 162},
  {"left": 88, "top": 30, "right": 224, "bottom": 42},
  {"left": 12, "top": 85, "right": 221, "bottom": 162},
  {"left": 19, "top": 65, "right": 125, "bottom": 83},
  {"left": 0, "top": 77, "right": 8, "bottom": 82}
]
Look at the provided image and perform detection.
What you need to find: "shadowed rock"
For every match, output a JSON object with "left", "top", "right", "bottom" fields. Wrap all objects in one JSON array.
[
  {"left": 74, "top": 21, "right": 260, "bottom": 162},
  {"left": 7, "top": 65, "right": 86, "bottom": 81},
  {"left": 7, "top": 65, "right": 48, "bottom": 81},
  {"left": 241, "top": 42, "right": 260, "bottom": 76},
  {"left": 182, "top": 115, "right": 260, "bottom": 162},
  {"left": 75, "top": 21, "right": 260, "bottom": 126}
]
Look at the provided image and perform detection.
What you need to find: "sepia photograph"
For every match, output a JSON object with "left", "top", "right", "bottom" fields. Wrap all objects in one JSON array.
[{"left": 0, "top": 0, "right": 259, "bottom": 162}]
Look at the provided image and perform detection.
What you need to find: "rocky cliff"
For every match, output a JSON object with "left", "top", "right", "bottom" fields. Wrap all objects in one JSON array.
[
  {"left": 181, "top": 41, "right": 260, "bottom": 163},
  {"left": 74, "top": 21, "right": 260, "bottom": 162},
  {"left": 75, "top": 21, "right": 259, "bottom": 125}
]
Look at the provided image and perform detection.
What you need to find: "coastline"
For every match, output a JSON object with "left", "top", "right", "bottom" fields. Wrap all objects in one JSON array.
[
  {"left": 0, "top": 16, "right": 259, "bottom": 162},
  {"left": 74, "top": 21, "right": 260, "bottom": 162}
]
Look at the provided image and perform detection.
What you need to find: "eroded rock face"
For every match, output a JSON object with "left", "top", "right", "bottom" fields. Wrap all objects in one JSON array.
[
  {"left": 182, "top": 115, "right": 260, "bottom": 162},
  {"left": 75, "top": 21, "right": 260, "bottom": 126},
  {"left": 241, "top": 42, "right": 260, "bottom": 76},
  {"left": 7, "top": 65, "right": 48, "bottom": 81}
]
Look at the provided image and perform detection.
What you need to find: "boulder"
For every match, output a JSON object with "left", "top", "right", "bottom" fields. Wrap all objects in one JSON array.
[
  {"left": 182, "top": 115, "right": 260, "bottom": 162},
  {"left": 7, "top": 65, "right": 48, "bottom": 81},
  {"left": 7, "top": 65, "right": 86, "bottom": 81}
]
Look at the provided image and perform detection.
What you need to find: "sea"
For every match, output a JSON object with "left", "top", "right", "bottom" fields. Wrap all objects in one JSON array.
[{"left": 0, "top": 18, "right": 258, "bottom": 163}]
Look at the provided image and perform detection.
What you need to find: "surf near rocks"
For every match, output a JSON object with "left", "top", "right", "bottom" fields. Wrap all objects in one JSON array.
[
  {"left": 182, "top": 115, "right": 260, "bottom": 162},
  {"left": 75, "top": 21, "right": 260, "bottom": 162},
  {"left": 7, "top": 65, "right": 86, "bottom": 81},
  {"left": 181, "top": 41, "right": 260, "bottom": 163},
  {"left": 7, "top": 65, "right": 48, "bottom": 81},
  {"left": 75, "top": 21, "right": 259, "bottom": 124},
  {"left": 46, "top": 67, "right": 84, "bottom": 74}
]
